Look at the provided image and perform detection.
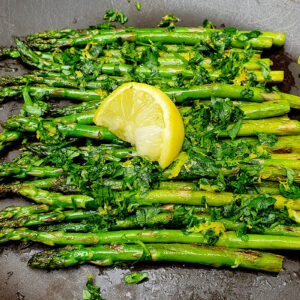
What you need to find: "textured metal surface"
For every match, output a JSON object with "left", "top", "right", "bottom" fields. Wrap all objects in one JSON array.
[{"left": 0, "top": 1, "right": 300, "bottom": 299}]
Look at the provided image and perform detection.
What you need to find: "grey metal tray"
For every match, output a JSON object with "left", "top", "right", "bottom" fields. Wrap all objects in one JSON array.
[{"left": 0, "top": 1, "right": 300, "bottom": 299}]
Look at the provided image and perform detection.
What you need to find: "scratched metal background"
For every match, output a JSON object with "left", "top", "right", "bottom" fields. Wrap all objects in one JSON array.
[{"left": 0, "top": 1, "right": 300, "bottom": 299}]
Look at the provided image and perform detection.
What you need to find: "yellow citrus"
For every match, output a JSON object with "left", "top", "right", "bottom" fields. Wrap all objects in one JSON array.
[{"left": 93, "top": 82, "right": 184, "bottom": 168}]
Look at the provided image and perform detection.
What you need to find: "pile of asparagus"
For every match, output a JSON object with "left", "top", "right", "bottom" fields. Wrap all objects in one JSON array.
[{"left": 1, "top": 14, "right": 300, "bottom": 273}]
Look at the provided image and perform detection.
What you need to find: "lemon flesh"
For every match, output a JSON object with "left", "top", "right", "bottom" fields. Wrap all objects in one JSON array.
[{"left": 93, "top": 82, "right": 184, "bottom": 168}]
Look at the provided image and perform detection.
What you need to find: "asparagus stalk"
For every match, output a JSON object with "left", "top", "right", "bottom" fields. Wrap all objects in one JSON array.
[
  {"left": 15, "top": 48, "right": 271, "bottom": 69},
  {"left": 195, "top": 100, "right": 290, "bottom": 119},
  {"left": 28, "top": 243, "right": 283, "bottom": 272},
  {"left": 4, "top": 115, "right": 300, "bottom": 140},
  {"left": 230, "top": 136, "right": 300, "bottom": 154},
  {"left": 0, "top": 164, "right": 63, "bottom": 179},
  {"left": 0, "top": 74, "right": 127, "bottom": 90},
  {"left": 166, "top": 84, "right": 300, "bottom": 109},
  {"left": 38, "top": 222, "right": 95, "bottom": 233},
  {"left": 49, "top": 100, "right": 101, "bottom": 116},
  {"left": 0, "top": 86, "right": 106, "bottom": 102},
  {"left": 0, "top": 131, "right": 22, "bottom": 151},
  {"left": 1, "top": 227, "right": 300, "bottom": 251},
  {"left": 12, "top": 207, "right": 300, "bottom": 238},
  {"left": 254, "top": 158, "right": 300, "bottom": 170},
  {"left": 169, "top": 153, "right": 300, "bottom": 182},
  {"left": 0, "top": 47, "right": 20, "bottom": 58},
  {"left": 4, "top": 185, "right": 96, "bottom": 209},
  {"left": 26, "top": 26, "right": 284, "bottom": 46},
  {"left": 36, "top": 51, "right": 270, "bottom": 70},
  {"left": 49, "top": 101, "right": 289, "bottom": 126},
  {"left": 2, "top": 83, "right": 299, "bottom": 111},
  {"left": 27, "top": 30, "right": 273, "bottom": 50},
  {"left": 22, "top": 176, "right": 80, "bottom": 192},
  {"left": 219, "top": 118, "right": 300, "bottom": 136},
  {"left": 48, "top": 100, "right": 291, "bottom": 125},
  {"left": 2, "top": 116, "right": 117, "bottom": 141},
  {"left": 1, "top": 46, "right": 262, "bottom": 62},
  {"left": 130, "top": 190, "right": 300, "bottom": 210},
  {"left": 159, "top": 180, "right": 281, "bottom": 195},
  {"left": 0, "top": 204, "right": 51, "bottom": 221},
  {"left": 270, "top": 153, "right": 300, "bottom": 160},
  {"left": 0, "top": 200, "right": 204, "bottom": 224},
  {"left": 25, "top": 143, "right": 136, "bottom": 162},
  {"left": 0, "top": 210, "right": 98, "bottom": 228},
  {"left": 0, "top": 176, "right": 80, "bottom": 194},
  {"left": 6, "top": 184, "right": 300, "bottom": 211}
]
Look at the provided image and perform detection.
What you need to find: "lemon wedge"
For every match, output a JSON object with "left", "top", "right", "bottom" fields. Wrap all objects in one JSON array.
[{"left": 93, "top": 82, "right": 184, "bottom": 168}]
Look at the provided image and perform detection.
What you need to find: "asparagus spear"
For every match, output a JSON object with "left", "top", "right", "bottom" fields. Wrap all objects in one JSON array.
[
  {"left": 0, "top": 131, "right": 22, "bottom": 151},
  {"left": 38, "top": 222, "right": 95, "bottom": 233},
  {"left": 129, "top": 189, "right": 300, "bottom": 210},
  {"left": 1, "top": 227, "right": 300, "bottom": 251},
  {"left": 0, "top": 210, "right": 98, "bottom": 228},
  {"left": 50, "top": 100, "right": 300, "bottom": 124},
  {"left": 49, "top": 100, "right": 102, "bottom": 116},
  {"left": 26, "top": 26, "right": 285, "bottom": 46},
  {"left": 166, "top": 84, "right": 300, "bottom": 109},
  {"left": 7, "top": 204, "right": 297, "bottom": 238},
  {"left": 0, "top": 47, "right": 20, "bottom": 58},
  {"left": 2, "top": 83, "right": 299, "bottom": 110},
  {"left": 230, "top": 136, "right": 300, "bottom": 154},
  {"left": 37, "top": 51, "right": 271, "bottom": 70},
  {"left": 4, "top": 49, "right": 270, "bottom": 69},
  {"left": 218, "top": 118, "right": 300, "bottom": 136},
  {"left": 2, "top": 116, "right": 117, "bottom": 141},
  {"left": 5, "top": 184, "right": 300, "bottom": 211},
  {"left": 4, "top": 185, "right": 96, "bottom": 209},
  {"left": 0, "top": 74, "right": 127, "bottom": 90},
  {"left": 0, "top": 204, "right": 52, "bottom": 221},
  {"left": 0, "top": 85, "right": 106, "bottom": 102},
  {"left": 158, "top": 180, "right": 281, "bottom": 195},
  {"left": 28, "top": 243, "right": 283, "bottom": 272},
  {"left": 4, "top": 115, "right": 300, "bottom": 139},
  {"left": 0, "top": 164, "right": 63, "bottom": 179},
  {"left": 27, "top": 30, "right": 273, "bottom": 51},
  {"left": 0, "top": 205, "right": 194, "bottom": 228},
  {"left": 48, "top": 100, "right": 290, "bottom": 126},
  {"left": 0, "top": 46, "right": 262, "bottom": 64}
]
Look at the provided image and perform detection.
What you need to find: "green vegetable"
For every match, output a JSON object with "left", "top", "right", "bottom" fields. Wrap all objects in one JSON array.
[
  {"left": 103, "top": 9, "right": 128, "bottom": 24},
  {"left": 136, "top": 1, "right": 141, "bottom": 11},
  {"left": 28, "top": 243, "right": 283, "bottom": 272},
  {"left": 82, "top": 274, "right": 105, "bottom": 300},
  {"left": 124, "top": 272, "right": 149, "bottom": 284}
]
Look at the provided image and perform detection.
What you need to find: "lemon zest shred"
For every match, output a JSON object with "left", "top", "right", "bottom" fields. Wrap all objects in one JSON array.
[
  {"left": 94, "top": 89, "right": 108, "bottom": 98},
  {"left": 82, "top": 42, "right": 98, "bottom": 59},
  {"left": 123, "top": 160, "right": 132, "bottom": 167},
  {"left": 52, "top": 48, "right": 62, "bottom": 56},
  {"left": 167, "top": 152, "right": 189, "bottom": 179},
  {"left": 233, "top": 70, "right": 249, "bottom": 86},
  {"left": 188, "top": 222, "right": 226, "bottom": 236},
  {"left": 249, "top": 153, "right": 257, "bottom": 159},
  {"left": 75, "top": 71, "right": 83, "bottom": 78}
]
